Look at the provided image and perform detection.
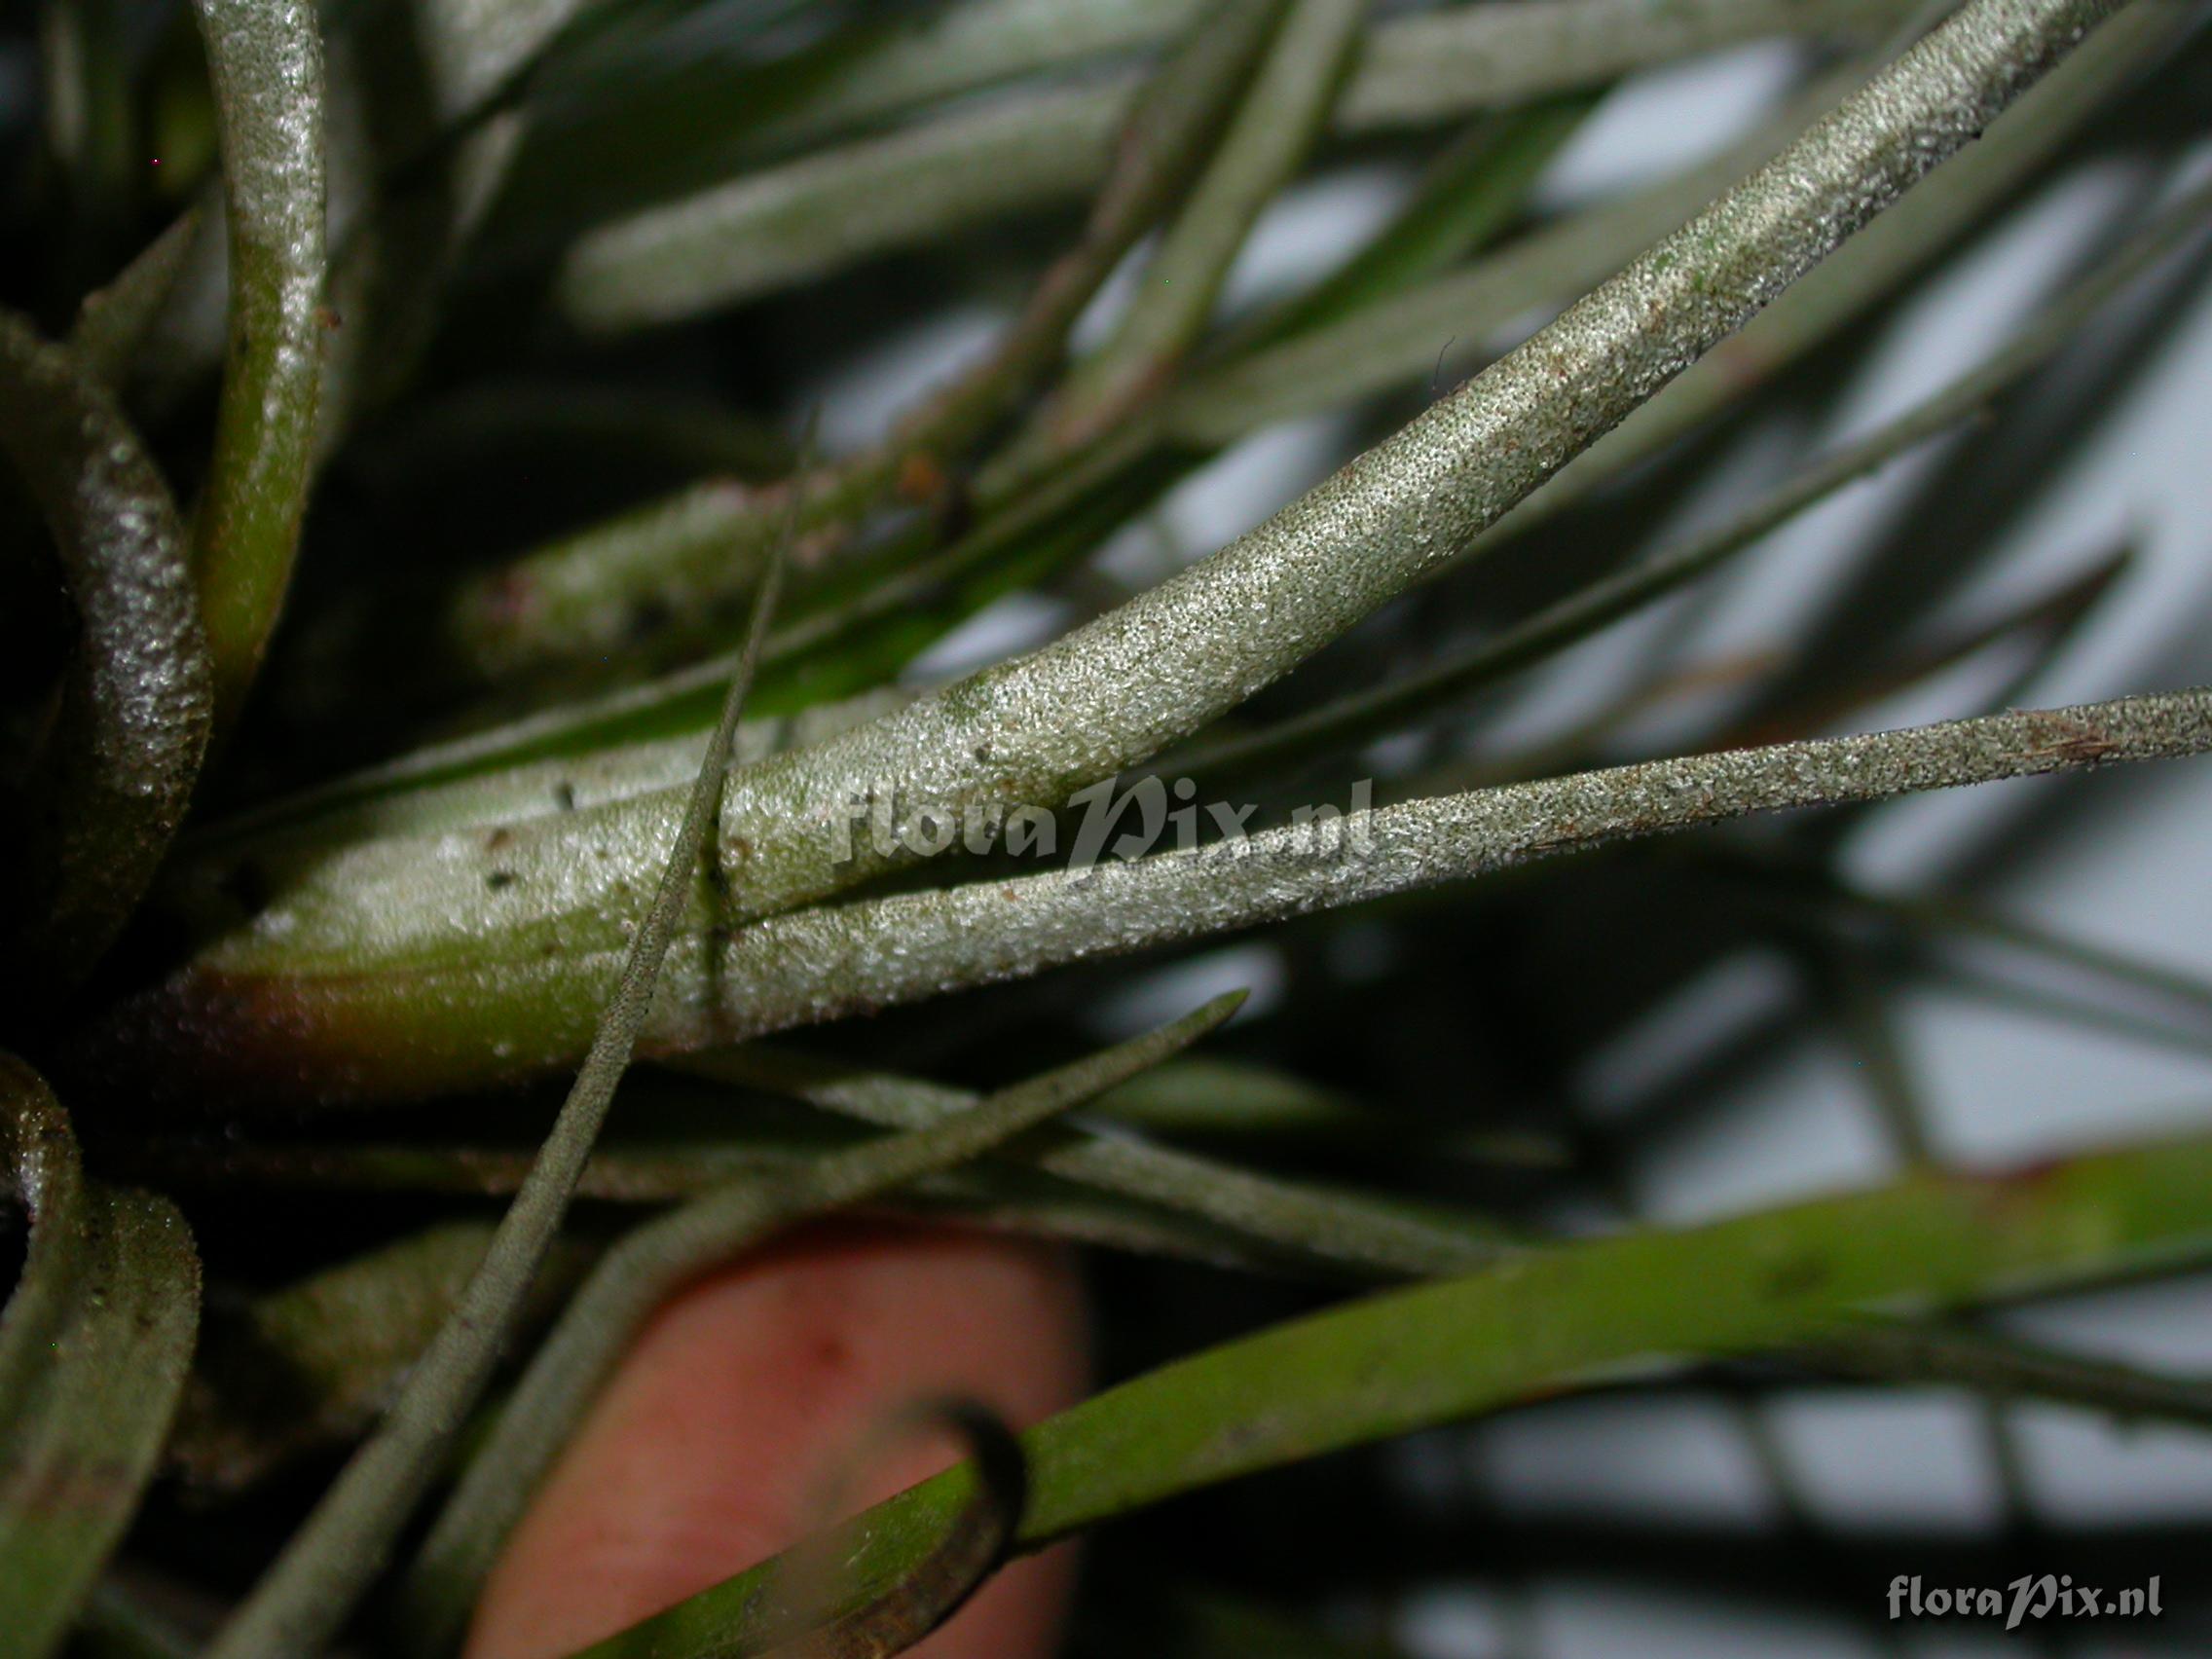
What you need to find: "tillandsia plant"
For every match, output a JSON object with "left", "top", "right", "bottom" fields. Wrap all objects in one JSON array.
[{"left": 5, "top": 0, "right": 2212, "bottom": 1652}]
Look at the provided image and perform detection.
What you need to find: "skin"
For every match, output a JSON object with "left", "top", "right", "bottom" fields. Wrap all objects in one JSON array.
[{"left": 465, "top": 1222, "right": 1090, "bottom": 1659}]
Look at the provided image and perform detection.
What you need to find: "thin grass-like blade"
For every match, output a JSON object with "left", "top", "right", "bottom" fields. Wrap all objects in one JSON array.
[
  {"left": 398, "top": 991, "right": 1247, "bottom": 1654},
  {"left": 1238, "top": 93, "right": 1600, "bottom": 350},
  {"left": 1040, "top": 0, "right": 1367, "bottom": 443},
  {"left": 685, "top": 1048, "right": 1511, "bottom": 1278},
  {"left": 1806, "top": 1317, "right": 2212, "bottom": 1428},
  {"left": 123, "top": 1127, "right": 1319, "bottom": 1274},
  {"left": 68, "top": 207, "right": 205, "bottom": 387},
  {"left": 198, "top": 437, "right": 799, "bottom": 1659}
]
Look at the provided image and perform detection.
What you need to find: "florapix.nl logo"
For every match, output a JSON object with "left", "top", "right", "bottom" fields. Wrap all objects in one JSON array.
[
  {"left": 1888, "top": 1573, "right": 2162, "bottom": 1631},
  {"left": 832, "top": 775, "right": 1376, "bottom": 874}
]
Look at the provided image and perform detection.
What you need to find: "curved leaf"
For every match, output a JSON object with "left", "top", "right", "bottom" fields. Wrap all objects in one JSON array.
[
  {"left": 0, "top": 1055, "right": 201, "bottom": 1659},
  {"left": 0, "top": 309, "right": 211, "bottom": 1002}
]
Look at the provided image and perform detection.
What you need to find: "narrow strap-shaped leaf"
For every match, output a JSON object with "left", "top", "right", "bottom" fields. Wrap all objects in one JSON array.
[
  {"left": 700, "top": 0, "right": 1209, "bottom": 165},
  {"left": 1754, "top": 854, "right": 2212, "bottom": 1024},
  {"left": 201, "top": 455, "right": 799, "bottom": 1659},
  {"left": 80, "top": 689, "right": 2212, "bottom": 1105},
  {"left": 352, "top": 427, "right": 1156, "bottom": 791},
  {"left": 196, "top": 684, "right": 914, "bottom": 850},
  {"left": 1173, "top": 0, "right": 2173, "bottom": 451},
  {"left": 517, "top": 0, "right": 1685, "bottom": 224},
  {"left": 1236, "top": 93, "right": 1600, "bottom": 350},
  {"left": 0, "top": 1055, "right": 201, "bottom": 1659},
  {"left": 639, "top": 691, "right": 2212, "bottom": 1054},
  {"left": 124, "top": 1127, "right": 1316, "bottom": 1274},
  {"left": 398, "top": 991, "right": 1244, "bottom": 1655},
  {"left": 189, "top": 0, "right": 328, "bottom": 725},
  {"left": 567, "top": 1130, "right": 2212, "bottom": 1657},
  {"left": 0, "top": 309, "right": 210, "bottom": 1003},
  {"left": 1463, "top": 0, "right": 2186, "bottom": 554},
  {"left": 542, "top": 0, "right": 1908, "bottom": 317},
  {"left": 1160, "top": 81, "right": 1827, "bottom": 444},
  {"left": 1182, "top": 166, "right": 2212, "bottom": 781},
  {"left": 683, "top": 1049, "right": 1510, "bottom": 1278},
  {"left": 451, "top": 0, "right": 1288, "bottom": 685},
  {"left": 1805, "top": 1316, "right": 2212, "bottom": 1428},
  {"left": 1042, "top": 0, "right": 1368, "bottom": 443}
]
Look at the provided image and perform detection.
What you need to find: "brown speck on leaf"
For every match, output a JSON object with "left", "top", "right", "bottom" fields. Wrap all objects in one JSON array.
[{"left": 2025, "top": 714, "right": 2117, "bottom": 765}]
